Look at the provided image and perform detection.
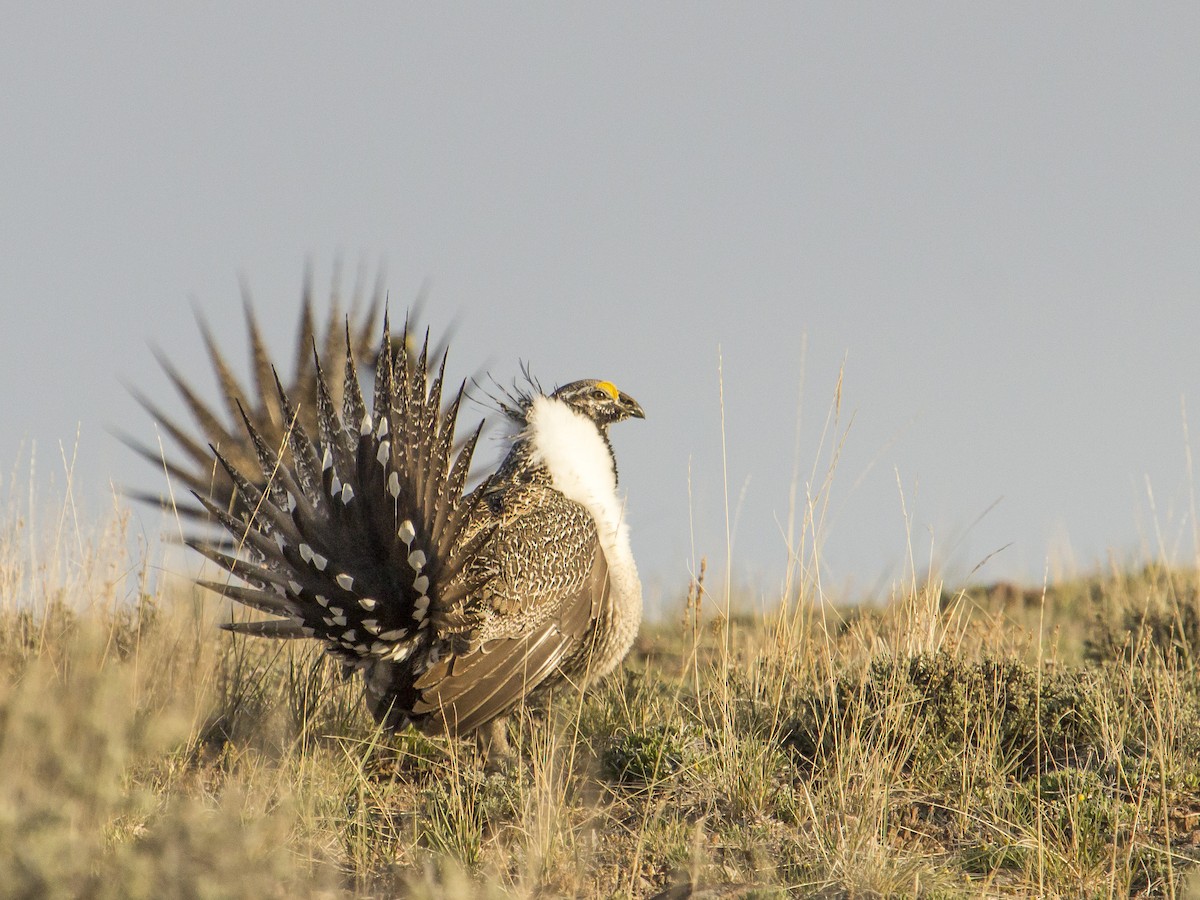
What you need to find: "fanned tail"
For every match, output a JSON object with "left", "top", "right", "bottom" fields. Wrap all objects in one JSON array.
[{"left": 184, "top": 314, "right": 493, "bottom": 674}]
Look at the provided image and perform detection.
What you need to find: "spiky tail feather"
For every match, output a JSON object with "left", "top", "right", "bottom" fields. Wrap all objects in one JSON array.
[
  {"left": 122, "top": 276, "right": 385, "bottom": 527},
  {"left": 189, "top": 317, "right": 493, "bottom": 682}
]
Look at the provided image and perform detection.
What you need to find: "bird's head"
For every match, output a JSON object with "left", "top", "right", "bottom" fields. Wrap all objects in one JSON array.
[{"left": 551, "top": 380, "right": 645, "bottom": 427}]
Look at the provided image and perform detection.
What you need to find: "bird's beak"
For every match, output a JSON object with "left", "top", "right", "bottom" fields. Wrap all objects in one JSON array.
[{"left": 619, "top": 392, "right": 645, "bottom": 420}]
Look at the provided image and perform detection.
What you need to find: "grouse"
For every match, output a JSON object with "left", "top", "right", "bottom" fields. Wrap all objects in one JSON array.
[{"left": 134, "top": 293, "right": 644, "bottom": 754}]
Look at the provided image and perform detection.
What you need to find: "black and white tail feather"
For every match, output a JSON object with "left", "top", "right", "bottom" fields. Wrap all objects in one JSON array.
[
  {"left": 121, "top": 273, "right": 388, "bottom": 528},
  {"left": 191, "top": 317, "right": 494, "bottom": 682}
]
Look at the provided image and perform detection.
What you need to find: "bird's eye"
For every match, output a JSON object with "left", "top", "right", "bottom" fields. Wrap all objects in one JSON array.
[{"left": 591, "top": 389, "right": 608, "bottom": 401}]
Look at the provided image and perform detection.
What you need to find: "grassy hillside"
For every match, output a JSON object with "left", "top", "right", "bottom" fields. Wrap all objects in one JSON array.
[{"left": 3, "top": 498, "right": 1200, "bottom": 898}]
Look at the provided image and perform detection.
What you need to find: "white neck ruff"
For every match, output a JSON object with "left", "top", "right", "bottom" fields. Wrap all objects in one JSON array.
[
  {"left": 526, "top": 395, "right": 627, "bottom": 545},
  {"left": 524, "top": 394, "right": 642, "bottom": 678}
]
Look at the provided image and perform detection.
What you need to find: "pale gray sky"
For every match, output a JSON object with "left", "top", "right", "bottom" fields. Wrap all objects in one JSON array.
[{"left": 4, "top": 4, "right": 1199, "bottom": 607}]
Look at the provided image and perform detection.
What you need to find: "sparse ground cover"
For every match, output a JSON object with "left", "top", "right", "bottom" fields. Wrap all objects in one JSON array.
[{"left": 3, "top": 498, "right": 1200, "bottom": 898}]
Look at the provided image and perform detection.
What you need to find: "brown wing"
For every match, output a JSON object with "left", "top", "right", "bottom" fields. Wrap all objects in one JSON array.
[{"left": 411, "top": 528, "right": 607, "bottom": 735}]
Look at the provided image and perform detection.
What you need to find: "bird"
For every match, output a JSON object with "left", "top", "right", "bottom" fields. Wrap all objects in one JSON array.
[{"left": 135, "top": 294, "right": 645, "bottom": 758}]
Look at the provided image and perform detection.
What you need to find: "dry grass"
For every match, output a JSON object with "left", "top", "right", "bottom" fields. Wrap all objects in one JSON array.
[{"left": 4, "top": 463, "right": 1200, "bottom": 899}]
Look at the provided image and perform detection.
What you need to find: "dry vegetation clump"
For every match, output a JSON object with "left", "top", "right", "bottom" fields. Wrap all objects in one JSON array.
[
  {"left": 781, "top": 651, "right": 1110, "bottom": 779},
  {"left": 5, "top": 480, "right": 1200, "bottom": 898},
  {"left": 1083, "top": 566, "right": 1200, "bottom": 669}
]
